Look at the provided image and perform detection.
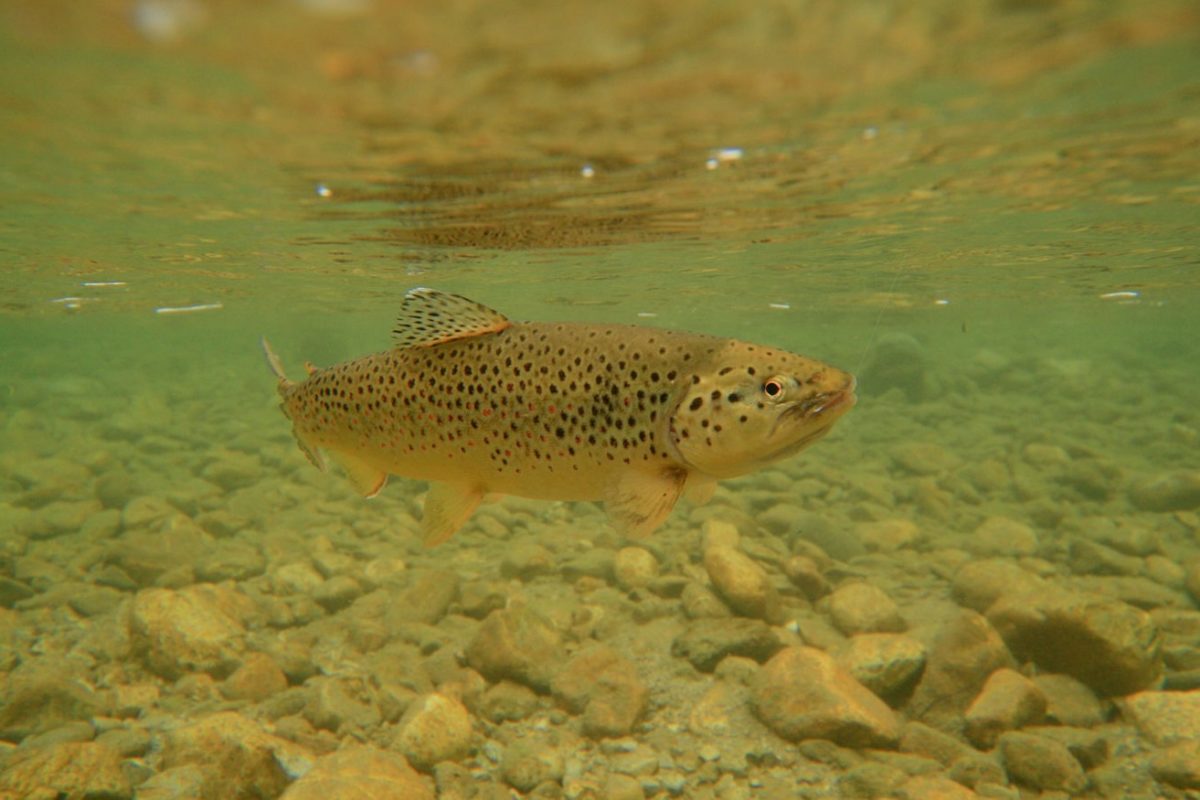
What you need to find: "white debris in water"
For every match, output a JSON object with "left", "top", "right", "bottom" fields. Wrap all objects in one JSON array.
[
  {"left": 580, "top": 164, "right": 595, "bottom": 179},
  {"left": 1100, "top": 290, "right": 1140, "bottom": 300},
  {"left": 706, "top": 147, "right": 744, "bottom": 170},
  {"left": 705, "top": 158, "right": 719, "bottom": 170},
  {"left": 294, "top": 0, "right": 373, "bottom": 16},
  {"left": 81, "top": 281, "right": 127, "bottom": 288},
  {"left": 768, "top": 302, "right": 790, "bottom": 310},
  {"left": 154, "top": 303, "right": 223, "bottom": 315},
  {"left": 934, "top": 298, "right": 950, "bottom": 305},
  {"left": 636, "top": 312, "right": 657, "bottom": 318},
  {"left": 862, "top": 126, "right": 879, "bottom": 140},
  {"left": 315, "top": 183, "right": 333, "bottom": 198},
  {"left": 50, "top": 296, "right": 84, "bottom": 311},
  {"left": 132, "top": 0, "right": 207, "bottom": 44}
]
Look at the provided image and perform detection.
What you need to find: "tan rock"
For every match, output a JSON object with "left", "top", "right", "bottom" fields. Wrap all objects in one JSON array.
[
  {"left": 968, "top": 517, "right": 1038, "bottom": 557},
  {"left": 161, "top": 711, "right": 310, "bottom": 799},
  {"left": 1119, "top": 689, "right": 1200, "bottom": 746},
  {"left": 1031, "top": 673, "right": 1106, "bottom": 727},
  {"left": 129, "top": 585, "right": 247, "bottom": 679},
  {"left": 394, "top": 692, "right": 473, "bottom": 771},
  {"left": 613, "top": 546, "right": 658, "bottom": 591},
  {"left": 751, "top": 646, "right": 900, "bottom": 748},
  {"left": 897, "top": 774, "right": 980, "bottom": 800},
  {"left": 1149, "top": 740, "right": 1200, "bottom": 790},
  {"left": 907, "top": 610, "right": 1015, "bottom": 734},
  {"left": 0, "top": 741, "right": 130, "bottom": 799},
  {"left": 280, "top": 746, "right": 432, "bottom": 800},
  {"left": 552, "top": 645, "right": 647, "bottom": 738},
  {"left": 987, "top": 586, "right": 1162, "bottom": 696},
  {"left": 222, "top": 652, "right": 288, "bottom": 703},
  {"left": 963, "top": 668, "right": 1047, "bottom": 749},
  {"left": 833, "top": 633, "right": 926, "bottom": 702},
  {"left": 951, "top": 559, "right": 1044, "bottom": 614},
  {"left": 998, "top": 731, "right": 1086, "bottom": 793},
  {"left": 826, "top": 582, "right": 906, "bottom": 635},
  {"left": 465, "top": 606, "right": 562, "bottom": 692},
  {"left": 703, "top": 544, "right": 782, "bottom": 622}
]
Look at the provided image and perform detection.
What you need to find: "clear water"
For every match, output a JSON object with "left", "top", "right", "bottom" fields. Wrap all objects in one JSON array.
[{"left": 2, "top": 0, "right": 1200, "bottom": 795}]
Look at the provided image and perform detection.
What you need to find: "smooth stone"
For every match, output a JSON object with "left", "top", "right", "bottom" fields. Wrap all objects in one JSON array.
[
  {"left": 279, "top": 745, "right": 433, "bottom": 800},
  {"left": 997, "top": 731, "right": 1086, "bottom": 793},
  {"left": 1023, "top": 725, "right": 1109, "bottom": 770},
  {"left": 551, "top": 645, "right": 647, "bottom": 739},
  {"left": 963, "top": 668, "right": 1047, "bottom": 749},
  {"left": 857, "top": 518, "right": 920, "bottom": 553},
  {"left": 703, "top": 544, "right": 783, "bottom": 623},
  {"left": 0, "top": 741, "right": 130, "bottom": 799},
  {"left": 986, "top": 586, "right": 1162, "bottom": 696},
  {"left": 313, "top": 574, "right": 363, "bottom": 612},
  {"left": 501, "top": 739, "right": 565, "bottom": 792},
  {"left": 907, "top": 610, "right": 1015, "bottom": 734},
  {"left": 1149, "top": 740, "right": 1200, "bottom": 790},
  {"left": 1118, "top": 689, "right": 1200, "bottom": 745},
  {"left": 1129, "top": 470, "right": 1200, "bottom": 511},
  {"left": 671, "top": 617, "right": 784, "bottom": 673},
  {"left": 128, "top": 585, "right": 247, "bottom": 679},
  {"left": 891, "top": 442, "right": 958, "bottom": 476},
  {"left": 680, "top": 582, "right": 733, "bottom": 619},
  {"left": 195, "top": 540, "right": 266, "bottom": 582},
  {"left": 394, "top": 693, "right": 473, "bottom": 771},
  {"left": 272, "top": 562, "right": 325, "bottom": 595},
  {"left": 500, "top": 542, "right": 555, "bottom": 580},
  {"left": 613, "top": 546, "right": 658, "bottom": 591},
  {"left": 967, "top": 517, "right": 1038, "bottom": 558},
  {"left": 1068, "top": 537, "right": 1142, "bottom": 577},
  {"left": 751, "top": 646, "right": 900, "bottom": 748},
  {"left": 464, "top": 606, "right": 562, "bottom": 692},
  {"left": 701, "top": 518, "right": 741, "bottom": 550},
  {"left": 833, "top": 633, "right": 926, "bottom": 703},
  {"left": 67, "top": 585, "right": 125, "bottom": 617},
  {"left": 826, "top": 582, "right": 906, "bottom": 635},
  {"left": 897, "top": 774, "right": 981, "bottom": 800},
  {"left": 0, "top": 577, "right": 35, "bottom": 609},
  {"left": 105, "top": 524, "right": 211, "bottom": 586},
  {"left": 479, "top": 680, "right": 539, "bottom": 723}
]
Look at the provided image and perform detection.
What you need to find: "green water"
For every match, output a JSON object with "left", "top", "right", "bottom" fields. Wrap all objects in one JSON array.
[{"left": 2, "top": 1, "right": 1200, "bottom": 797}]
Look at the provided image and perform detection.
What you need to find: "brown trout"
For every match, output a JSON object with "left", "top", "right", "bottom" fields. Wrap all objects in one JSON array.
[{"left": 263, "top": 288, "right": 855, "bottom": 546}]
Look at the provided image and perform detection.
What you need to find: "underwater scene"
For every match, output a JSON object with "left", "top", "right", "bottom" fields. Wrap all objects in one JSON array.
[{"left": 2, "top": 1, "right": 1200, "bottom": 798}]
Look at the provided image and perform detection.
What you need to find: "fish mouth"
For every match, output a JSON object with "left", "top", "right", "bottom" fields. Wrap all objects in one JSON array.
[{"left": 765, "top": 381, "right": 856, "bottom": 457}]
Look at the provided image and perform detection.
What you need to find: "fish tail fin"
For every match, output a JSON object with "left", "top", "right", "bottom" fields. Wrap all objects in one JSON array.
[{"left": 260, "top": 336, "right": 293, "bottom": 391}]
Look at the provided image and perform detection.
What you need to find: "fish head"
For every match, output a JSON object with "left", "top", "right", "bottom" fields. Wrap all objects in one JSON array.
[{"left": 667, "top": 343, "right": 856, "bottom": 479}]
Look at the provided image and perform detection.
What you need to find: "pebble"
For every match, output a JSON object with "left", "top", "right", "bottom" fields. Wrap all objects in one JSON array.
[
  {"left": 106, "top": 525, "right": 211, "bottom": 586},
  {"left": 997, "top": 731, "right": 1086, "bottom": 793},
  {"left": 0, "top": 741, "right": 130, "bottom": 799},
  {"left": 898, "top": 721, "right": 975, "bottom": 767},
  {"left": 500, "top": 541, "right": 555, "bottom": 580},
  {"left": 1031, "top": 673, "right": 1107, "bottom": 727},
  {"left": 783, "top": 554, "right": 830, "bottom": 600},
  {"left": 681, "top": 582, "right": 733, "bottom": 619},
  {"left": 907, "top": 610, "right": 1015, "bottom": 733},
  {"left": 464, "top": 606, "right": 563, "bottom": 692},
  {"left": 897, "top": 774, "right": 982, "bottom": 800},
  {"left": 702, "top": 544, "right": 783, "bottom": 623},
  {"left": 826, "top": 582, "right": 906, "bottom": 635},
  {"left": 833, "top": 633, "right": 926, "bottom": 702},
  {"left": 279, "top": 745, "right": 433, "bottom": 800},
  {"left": 1068, "top": 537, "right": 1142, "bottom": 576},
  {"left": 613, "top": 546, "right": 659, "bottom": 590},
  {"left": 1118, "top": 689, "right": 1200, "bottom": 746},
  {"left": 603, "top": 773, "right": 646, "bottom": 800},
  {"left": 1129, "top": 470, "right": 1200, "bottom": 511},
  {"left": 671, "top": 618, "right": 783, "bottom": 673},
  {"left": 750, "top": 646, "right": 901, "bottom": 748},
  {"left": 987, "top": 585, "right": 1162, "bottom": 696},
  {"left": 857, "top": 518, "right": 920, "bottom": 553},
  {"left": 963, "top": 668, "right": 1047, "bottom": 749},
  {"left": 221, "top": 652, "right": 289, "bottom": 703},
  {"left": 128, "top": 585, "right": 247, "bottom": 679},
  {"left": 195, "top": 540, "right": 266, "bottom": 582},
  {"left": 304, "top": 677, "right": 381, "bottom": 733}
]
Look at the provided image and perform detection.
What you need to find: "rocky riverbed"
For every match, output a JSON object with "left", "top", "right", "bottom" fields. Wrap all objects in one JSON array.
[{"left": 1, "top": 338, "right": 1199, "bottom": 799}]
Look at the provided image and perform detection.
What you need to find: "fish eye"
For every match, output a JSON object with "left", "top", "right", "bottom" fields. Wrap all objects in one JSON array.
[{"left": 763, "top": 378, "right": 784, "bottom": 398}]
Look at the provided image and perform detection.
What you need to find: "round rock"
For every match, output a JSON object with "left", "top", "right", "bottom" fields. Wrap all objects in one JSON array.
[
  {"left": 613, "top": 547, "right": 659, "bottom": 591},
  {"left": 703, "top": 544, "right": 782, "bottom": 622},
  {"left": 394, "top": 693, "right": 473, "bottom": 771},
  {"left": 826, "top": 582, "right": 906, "bottom": 635}
]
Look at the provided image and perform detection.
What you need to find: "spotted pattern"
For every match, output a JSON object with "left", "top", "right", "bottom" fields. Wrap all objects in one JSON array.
[{"left": 391, "top": 287, "right": 512, "bottom": 349}]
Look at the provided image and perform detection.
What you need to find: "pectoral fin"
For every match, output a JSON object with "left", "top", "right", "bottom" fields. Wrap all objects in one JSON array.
[
  {"left": 421, "top": 481, "right": 485, "bottom": 547},
  {"left": 327, "top": 450, "right": 387, "bottom": 498},
  {"left": 605, "top": 468, "right": 687, "bottom": 540},
  {"left": 684, "top": 474, "right": 717, "bottom": 506}
]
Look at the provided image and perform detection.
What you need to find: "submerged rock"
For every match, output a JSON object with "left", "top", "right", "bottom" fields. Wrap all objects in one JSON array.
[
  {"left": 826, "top": 582, "right": 906, "bottom": 635},
  {"left": 997, "top": 730, "right": 1086, "bottom": 793},
  {"left": 963, "top": 668, "right": 1047, "bottom": 749},
  {"left": 751, "top": 646, "right": 900, "bottom": 748},
  {"left": 280, "top": 746, "right": 433, "bottom": 800},
  {"left": 129, "top": 585, "right": 248, "bottom": 679},
  {"left": 160, "top": 711, "right": 307, "bottom": 798},
  {"left": 860, "top": 333, "right": 928, "bottom": 400},
  {"left": 833, "top": 633, "right": 926, "bottom": 704},
  {"left": 0, "top": 741, "right": 129, "bottom": 799},
  {"left": 393, "top": 692, "right": 473, "bottom": 771},
  {"left": 986, "top": 586, "right": 1162, "bottom": 696},
  {"left": 671, "top": 617, "right": 784, "bottom": 673},
  {"left": 1118, "top": 689, "right": 1200, "bottom": 746},
  {"left": 1129, "top": 470, "right": 1200, "bottom": 511},
  {"left": 703, "top": 544, "right": 783, "bottom": 623}
]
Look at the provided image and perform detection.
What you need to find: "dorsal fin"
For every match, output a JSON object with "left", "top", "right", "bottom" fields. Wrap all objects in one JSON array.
[{"left": 392, "top": 287, "right": 512, "bottom": 349}]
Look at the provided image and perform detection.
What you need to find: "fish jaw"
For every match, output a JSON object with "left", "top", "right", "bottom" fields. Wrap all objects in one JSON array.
[{"left": 668, "top": 343, "right": 856, "bottom": 480}]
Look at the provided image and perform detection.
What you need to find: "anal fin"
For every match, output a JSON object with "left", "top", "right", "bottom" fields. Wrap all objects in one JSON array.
[
  {"left": 421, "top": 481, "right": 485, "bottom": 547},
  {"left": 327, "top": 449, "right": 387, "bottom": 498},
  {"left": 604, "top": 468, "right": 687, "bottom": 540}
]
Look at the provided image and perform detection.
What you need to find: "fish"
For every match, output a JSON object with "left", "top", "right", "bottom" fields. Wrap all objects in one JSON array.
[{"left": 263, "top": 288, "right": 856, "bottom": 546}]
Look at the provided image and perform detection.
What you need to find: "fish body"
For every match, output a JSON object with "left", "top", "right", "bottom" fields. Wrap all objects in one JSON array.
[{"left": 265, "top": 288, "right": 855, "bottom": 545}]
